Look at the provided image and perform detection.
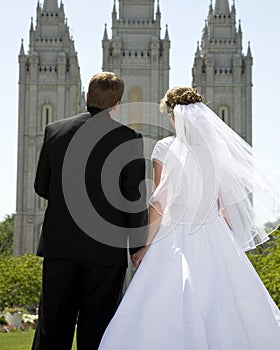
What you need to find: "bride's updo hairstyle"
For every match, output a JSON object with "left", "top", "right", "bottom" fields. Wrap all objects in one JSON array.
[{"left": 160, "top": 86, "right": 203, "bottom": 115}]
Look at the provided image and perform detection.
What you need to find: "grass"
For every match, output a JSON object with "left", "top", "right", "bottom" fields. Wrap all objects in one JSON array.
[
  {"left": 0, "top": 329, "right": 77, "bottom": 350},
  {"left": 0, "top": 330, "right": 35, "bottom": 350}
]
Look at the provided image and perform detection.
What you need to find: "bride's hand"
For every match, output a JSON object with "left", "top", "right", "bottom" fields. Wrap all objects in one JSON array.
[{"left": 131, "top": 246, "right": 150, "bottom": 268}]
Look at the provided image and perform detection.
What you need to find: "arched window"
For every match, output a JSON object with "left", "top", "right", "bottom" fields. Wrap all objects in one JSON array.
[
  {"left": 218, "top": 106, "right": 229, "bottom": 125},
  {"left": 41, "top": 104, "right": 53, "bottom": 130},
  {"left": 128, "top": 86, "right": 143, "bottom": 130}
]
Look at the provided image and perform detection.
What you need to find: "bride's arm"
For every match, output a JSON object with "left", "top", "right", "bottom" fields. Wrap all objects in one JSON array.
[
  {"left": 131, "top": 204, "right": 162, "bottom": 268},
  {"left": 146, "top": 159, "right": 164, "bottom": 244},
  {"left": 153, "top": 159, "right": 163, "bottom": 189},
  {"left": 218, "top": 195, "right": 232, "bottom": 230},
  {"left": 148, "top": 159, "right": 163, "bottom": 245},
  {"left": 146, "top": 203, "right": 163, "bottom": 244},
  {"left": 131, "top": 160, "right": 163, "bottom": 267}
]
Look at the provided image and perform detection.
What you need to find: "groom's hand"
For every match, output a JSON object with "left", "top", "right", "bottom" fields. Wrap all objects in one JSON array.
[
  {"left": 131, "top": 253, "right": 140, "bottom": 268},
  {"left": 131, "top": 246, "right": 150, "bottom": 268}
]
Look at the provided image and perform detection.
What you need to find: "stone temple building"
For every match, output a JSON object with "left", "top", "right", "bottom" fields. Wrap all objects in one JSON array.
[
  {"left": 14, "top": 0, "right": 84, "bottom": 255},
  {"left": 14, "top": 0, "right": 252, "bottom": 256},
  {"left": 192, "top": 0, "right": 253, "bottom": 144},
  {"left": 102, "top": 0, "right": 170, "bottom": 106}
]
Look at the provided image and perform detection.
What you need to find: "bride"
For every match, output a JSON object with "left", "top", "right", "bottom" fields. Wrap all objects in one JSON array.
[{"left": 98, "top": 87, "right": 280, "bottom": 349}]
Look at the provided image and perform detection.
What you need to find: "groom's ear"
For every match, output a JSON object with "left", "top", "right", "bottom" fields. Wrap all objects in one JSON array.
[
  {"left": 111, "top": 101, "right": 120, "bottom": 114},
  {"left": 114, "top": 101, "right": 120, "bottom": 109}
]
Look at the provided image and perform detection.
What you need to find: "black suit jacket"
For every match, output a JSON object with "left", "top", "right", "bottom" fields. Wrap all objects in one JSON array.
[{"left": 34, "top": 109, "right": 148, "bottom": 267}]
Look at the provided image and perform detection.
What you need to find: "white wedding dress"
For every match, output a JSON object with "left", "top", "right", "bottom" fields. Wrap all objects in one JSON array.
[{"left": 98, "top": 135, "right": 280, "bottom": 350}]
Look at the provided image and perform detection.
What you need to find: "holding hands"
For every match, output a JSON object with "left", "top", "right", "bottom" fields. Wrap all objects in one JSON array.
[
  {"left": 131, "top": 204, "right": 163, "bottom": 268},
  {"left": 131, "top": 245, "right": 150, "bottom": 268}
]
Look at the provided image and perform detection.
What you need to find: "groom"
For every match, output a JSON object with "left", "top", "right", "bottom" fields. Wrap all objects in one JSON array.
[{"left": 32, "top": 72, "right": 148, "bottom": 350}]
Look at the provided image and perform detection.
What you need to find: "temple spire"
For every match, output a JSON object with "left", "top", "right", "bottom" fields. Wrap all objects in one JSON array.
[
  {"left": 19, "top": 39, "right": 25, "bottom": 56},
  {"left": 156, "top": 0, "right": 160, "bottom": 14},
  {"left": 112, "top": 0, "right": 117, "bottom": 21},
  {"left": 156, "top": 0, "right": 161, "bottom": 20},
  {"left": 214, "top": 0, "right": 230, "bottom": 15},
  {"left": 247, "top": 41, "right": 252, "bottom": 58},
  {"left": 103, "top": 23, "right": 108, "bottom": 41},
  {"left": 238, "top": 19, "right": 242, "bottom": 33},
  {"left": 112, "top": 0, "right": 116, "bottom": 14},
  {"left": 118, "top": 0, "right": 155, "bottom": 20},
  {"left": 30, "top": 17, "right": 34, "bottom": 31},
  {"left": 43, "top": 0, "right": 59, "bottom": 11},
  {"left": 195, "top": 41, "right": 200, "bottom": 57},
  {"left": 164, "top": 24, "right": 169, "bottom": 40}
]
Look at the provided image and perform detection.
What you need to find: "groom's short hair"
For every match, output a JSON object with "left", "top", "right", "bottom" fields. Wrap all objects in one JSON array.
[{"left": 87, "top": 72, "right": 124, "bottom": 111}]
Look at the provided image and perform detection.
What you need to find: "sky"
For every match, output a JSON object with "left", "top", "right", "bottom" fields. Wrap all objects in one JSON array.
[{"left": 0, "top": 0, "right": 279, "bottom": 220}]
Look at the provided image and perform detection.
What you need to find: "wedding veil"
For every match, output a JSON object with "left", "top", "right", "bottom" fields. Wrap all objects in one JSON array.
[{"left": 150, "top": 102, "right": 280, "bottom": 251}]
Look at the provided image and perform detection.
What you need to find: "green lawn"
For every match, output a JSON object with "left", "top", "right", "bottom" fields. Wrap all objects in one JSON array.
[{"left": 0, "top": 329, "right": 77, "bottom": 350}]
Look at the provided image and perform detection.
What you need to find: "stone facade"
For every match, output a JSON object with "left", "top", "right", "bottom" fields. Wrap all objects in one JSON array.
[
  {"left": 102, "top": 0, "right": 172, "bottom": 207},
  {"left": 102, "top": 0, "right": 170, "bottom": 107},
  {"left": 14, "top": 0, "right": 84, "bottom": 255},
  {"left": 192, "top": 0, "right": 253, "bottom": 144}
]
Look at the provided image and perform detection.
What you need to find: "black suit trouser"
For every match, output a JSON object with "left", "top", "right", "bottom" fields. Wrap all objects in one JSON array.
[{"left": 31, "top": 257, "right": 126, "bottom": 350}]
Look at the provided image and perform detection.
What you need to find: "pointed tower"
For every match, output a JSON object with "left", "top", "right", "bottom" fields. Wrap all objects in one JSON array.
[
  {"left": 215, "top": 0, "right": 230, "bottom": 15},
  {"left": 192, "top": 0, "right": 253, "bottom": 144},
  {"left": 14, "top": 0, "right": 84, "bottom": 255},
  {"left": 102, "top": 0, "right": 170, "bottom": 108}
]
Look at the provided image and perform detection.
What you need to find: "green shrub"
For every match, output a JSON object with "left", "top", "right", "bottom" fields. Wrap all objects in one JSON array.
[
  {"left": 0, "top": 214, "right": 14, "bottom": 257},
  {"left": 0, "top": 254, "right": 42, "bottom": 311},
  {"left": 247, "top": 230, "right": 280, "bottom": 308},
  {"left": 0, "top": 316, "right": 8, "bottom": 325}
]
